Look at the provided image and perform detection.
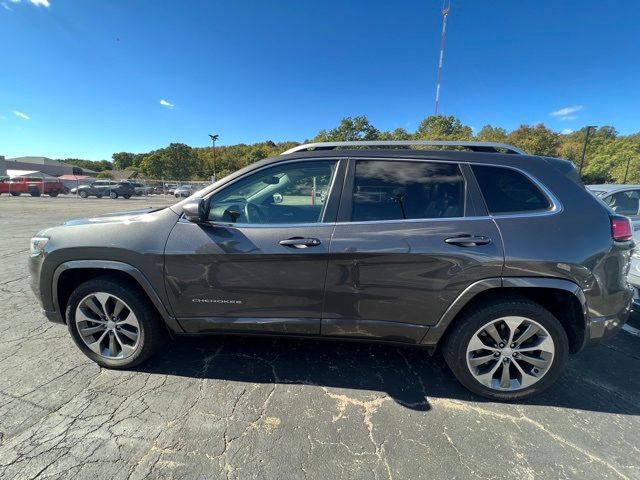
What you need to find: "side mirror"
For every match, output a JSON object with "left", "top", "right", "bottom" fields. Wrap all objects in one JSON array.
[
  {"left": 272, "top": 193, "right": 283, "bottom": 204},
  {"left": 183, "top": 197, "right": 208, "bottom": 223}
]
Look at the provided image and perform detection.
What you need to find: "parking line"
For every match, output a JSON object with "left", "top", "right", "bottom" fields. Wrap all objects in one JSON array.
[{"left": 622, "top": 324, "right": 640, "bottom": 337}]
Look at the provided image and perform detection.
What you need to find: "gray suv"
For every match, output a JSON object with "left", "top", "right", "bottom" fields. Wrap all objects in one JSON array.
[
  {"left": 28, "top": 141, "right": 634, "bottom": 400},
  {"left": 71, "top": 180, "right": 136, "bottom": 199}
]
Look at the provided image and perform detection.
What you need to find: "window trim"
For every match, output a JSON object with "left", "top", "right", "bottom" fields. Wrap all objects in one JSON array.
[
  {"left": 337, "top": 157, "right": 471, "bottom": 224},
  {"left": 470, "top": 163, "right": 562, "bottom": 218},
  {"left": 335, "top": 157, "right": 562, "bottom": 225},
  {"left": 197, "top": 157, "right": 346, "bottom": 228}
]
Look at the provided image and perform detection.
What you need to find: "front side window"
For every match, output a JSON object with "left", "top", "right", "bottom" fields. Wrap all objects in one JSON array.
[
  {"left": 351, "top": 160, "right": 465, "bottom": 221},
  {"left": 471, "top": 165, "right": 551, "bottom": 214},
  {"left": 208, "top": 160, "right": 338, "bottom": 224},
  {"left": 603, "top": 190, "right": 640, "bottom": 217}
]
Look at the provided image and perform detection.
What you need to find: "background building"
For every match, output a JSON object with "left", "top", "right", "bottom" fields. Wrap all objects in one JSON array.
[{"left": 5, "top": 156, "right": 96, "bottom": 178}]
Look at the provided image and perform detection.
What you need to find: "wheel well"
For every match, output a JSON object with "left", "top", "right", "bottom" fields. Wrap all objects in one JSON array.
[
  {"left": 57, "top": 269, "right": 153, "bottom": 323},
  {"left": 446, "top": 287, "right": 586, "bottom": 353}
]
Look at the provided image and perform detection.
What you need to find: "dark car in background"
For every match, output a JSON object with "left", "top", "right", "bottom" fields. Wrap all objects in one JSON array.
[
  {"left": 29, "top": 141, "right": 634, "bottom": 401},
  {"left": 70, "top": 180, "right": 136, "bottom": 199},
  {"left": 174, "top": 185, "right": 193, "bottom": 198}
]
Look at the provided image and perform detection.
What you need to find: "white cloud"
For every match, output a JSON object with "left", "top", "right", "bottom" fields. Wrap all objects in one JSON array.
[
  {"left": 29, "top": 0, "right": 50, "bottom": 7},
  {"left": 1, "top": 2, "right": 12, "bottom": 10},
  {"left": 159, "top": 99, "right": 174, "bottom": 108},
  {"left": 561, "top": 128, "right": 574, "bottom": 135},
  {"left": 550, "top": 105, "right": 583, "bottom": 121},
  {"left": 12, "top": 110, "right": 30, "bottom": 120}
]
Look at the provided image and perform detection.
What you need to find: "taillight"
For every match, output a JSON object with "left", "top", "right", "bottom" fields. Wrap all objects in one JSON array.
[{"left": 610, "top": 215, "right": 633, "bottom": 241}]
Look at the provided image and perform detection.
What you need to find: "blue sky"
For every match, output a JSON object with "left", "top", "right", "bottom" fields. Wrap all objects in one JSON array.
[{"left": 1, "top": 0, "right": 639, "bottom": 160}]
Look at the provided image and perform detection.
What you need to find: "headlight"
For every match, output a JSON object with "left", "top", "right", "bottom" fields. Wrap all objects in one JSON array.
[{"left": 30, "top": 237, "right": 49, "bottom": 255}]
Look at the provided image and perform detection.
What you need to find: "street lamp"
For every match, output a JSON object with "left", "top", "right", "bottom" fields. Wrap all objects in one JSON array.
[
  {"left": 579, "top": 126, "right": 597, "bottom": 175},
  {"left": 209, "top": 133, "right": 219, "bottom": 182}
]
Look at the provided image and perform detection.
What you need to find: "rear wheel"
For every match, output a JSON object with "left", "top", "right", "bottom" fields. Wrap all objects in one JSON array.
[
  {"left": 442, "top": 297, "right": 568, "bottom": 401},
  {"left": 110, "top": 191, "right": 118, "bottom": 199},
  {"left": 79, "top": 190, "right": 88, "bottom": 198},
  {"left": 66, "top": 276, "right": 167, "bottom": 368}
]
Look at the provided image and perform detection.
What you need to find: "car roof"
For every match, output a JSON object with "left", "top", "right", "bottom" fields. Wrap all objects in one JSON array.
[{"left": 587, "top": 184, "right": 640, "bottom": 194}]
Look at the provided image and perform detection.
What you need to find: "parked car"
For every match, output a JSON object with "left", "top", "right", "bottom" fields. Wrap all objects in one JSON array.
[
  {"left": 0, "top": 176, "right": 67, "bottom": 197},
  {"left": 29, "top": 141, "right": 634, "bottom": 401},
  {"left": 587, "top": 184, "right": 640, "bottom": 320},
  {"left": 71, "top": 180, "right": 136, "bottom": 199},
  {"left": 165, "top": 184, "right": 178, "bottom": 195},
  {"left": 130, "top": 182, "right": 154, "bottom": 196},
  {"left": 174, "top": 185, "right": 193, "bottom": 198}
]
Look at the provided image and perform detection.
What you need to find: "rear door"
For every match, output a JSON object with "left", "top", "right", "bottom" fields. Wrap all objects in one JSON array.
[
  {"left": 322, "top": 157, "right": 504, "bottom": 343},
  {"left": 164, "top": 158, "right": 345, "bottom": 334}
]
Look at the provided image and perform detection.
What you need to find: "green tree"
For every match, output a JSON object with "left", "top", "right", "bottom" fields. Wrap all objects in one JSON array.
[
  {"left": 476, "top": 125, "right": 508, "bottom": 143},
  {"left": 507, "top": 124, "right": 561, "bottom": 156},
  {"left": 313, "top": 116, "right": 380, "bottom": 142},
  {"left": 140, "top": 152, "right": 165, "bottom": 179},
  {"left": 161, "top": 143, "right": 195, "bottom": 180},
  {"left": 414, "top": 115, "right": 472, "bottom": 140},
  {"left": 112, "top": 152, "right": 138, "bottom": 170}
]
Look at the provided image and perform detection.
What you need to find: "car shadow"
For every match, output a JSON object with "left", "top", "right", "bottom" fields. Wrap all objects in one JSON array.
[{"left": 136, "top": 331, "right": 640, "bottom": 415}]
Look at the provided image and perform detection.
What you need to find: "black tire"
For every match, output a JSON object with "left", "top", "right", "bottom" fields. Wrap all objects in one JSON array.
[
  {"left": 442, "top": 296, "right": 569, "bottom": 401},
  {"left": 123, "top": 194, "right": 132, "bottom": 199},
  {"left": 49, "top": 190, "right": 59, "bottom": 197},
  {"left": 10, "top": 191, "right": 20, "bottom": 196},
  {"left": 79, "top": 190, "right": 88, "bottom": 198},
  {"left": 110, "top": 191, "right": 118, "bottom": 199},
  {"left": 66, "top": 276, "right": 167, "bottom": 369}
]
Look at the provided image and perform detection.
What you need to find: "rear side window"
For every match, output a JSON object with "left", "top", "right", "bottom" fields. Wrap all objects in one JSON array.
[
  {"left": 471, "top": 165, "right": 551, "bottom": 214},
  {"left": 351, "top": 160, "right": 465, "bottom": 221}
]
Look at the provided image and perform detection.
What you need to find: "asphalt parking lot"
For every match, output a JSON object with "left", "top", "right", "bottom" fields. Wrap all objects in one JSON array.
[{"left": 0, "top": 196, "right": 639, "bottom": 480}]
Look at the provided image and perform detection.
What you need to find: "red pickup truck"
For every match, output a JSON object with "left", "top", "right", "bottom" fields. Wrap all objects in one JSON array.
[{"left": 0, "top": 176, "right": 68, "bottom": 197}]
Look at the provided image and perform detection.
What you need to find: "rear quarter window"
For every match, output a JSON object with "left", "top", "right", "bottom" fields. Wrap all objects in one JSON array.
[{"left": 471, "top": 165, "right": 551, "bottom": 214}]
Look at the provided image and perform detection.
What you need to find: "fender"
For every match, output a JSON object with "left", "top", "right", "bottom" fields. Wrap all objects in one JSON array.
[
  {"left": 53, "top": 260, "right": 184, "bottom": 332},
  {"left": 420, "top": 276, "right": 587, "bottom": 345}
]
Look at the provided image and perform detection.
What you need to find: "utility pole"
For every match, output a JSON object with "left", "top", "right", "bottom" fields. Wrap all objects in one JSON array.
[
  {"left": 209, "top": 133, "right": 219, "bottom": 182},
  {"left": 434, "top": 0, "right": 451, "bottom": 115},
  {"left": 578, "top": 126, "right": 596, "bottom": 175}
]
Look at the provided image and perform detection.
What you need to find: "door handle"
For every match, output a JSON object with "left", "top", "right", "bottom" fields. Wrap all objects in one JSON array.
[
  {"left": 279, "top": 237, "right": 322, "bottom": 248},
  {"left": 444, "top": 235, "right": 491, "bottom": 247}
]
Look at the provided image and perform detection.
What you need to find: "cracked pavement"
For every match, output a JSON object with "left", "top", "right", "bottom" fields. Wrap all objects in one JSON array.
[{"left": 0, "top": 196, "right": 639, "bottom": 479}]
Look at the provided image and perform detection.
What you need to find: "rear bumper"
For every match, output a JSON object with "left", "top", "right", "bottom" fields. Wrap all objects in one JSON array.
[{"left": 584, "top": 288, "right": 632, "bottom": 347}]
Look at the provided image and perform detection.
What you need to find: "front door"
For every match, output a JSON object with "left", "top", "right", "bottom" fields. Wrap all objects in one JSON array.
[
  {"left": 322, "top": 158, "right": 504, "bottom": 343},
  {"left": 164, "top": 158, "right": 344, "bottom": 334}
]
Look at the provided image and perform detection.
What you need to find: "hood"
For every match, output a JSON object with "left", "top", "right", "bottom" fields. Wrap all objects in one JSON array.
[{"left": 62, "top": 207, "right": 164, "bottom": 226}]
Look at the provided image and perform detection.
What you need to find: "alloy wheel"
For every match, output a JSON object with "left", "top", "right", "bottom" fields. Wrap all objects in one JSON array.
[
  {"left": 75, "top": 292, "right": 141, "bottom": 359},
  {"left": 466, "top": 316, "right": 555, "bottom": 391}
]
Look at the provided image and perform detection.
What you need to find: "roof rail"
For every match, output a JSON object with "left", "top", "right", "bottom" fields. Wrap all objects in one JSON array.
[{"left": 281, "top": 140, "right": 526, "bottom": 156}]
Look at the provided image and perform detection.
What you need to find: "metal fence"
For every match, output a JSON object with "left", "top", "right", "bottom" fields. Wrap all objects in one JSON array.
[{"left": 1, "top": 175, "right": 212, "bottom": 201}]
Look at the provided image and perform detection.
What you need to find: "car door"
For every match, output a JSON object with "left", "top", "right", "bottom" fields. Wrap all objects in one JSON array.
[
  {"left": 322, "top": 157, "right": 504, "bottom": 343},
  {"left": 164, "top": 158, "right": 345, "bottom": 334}
]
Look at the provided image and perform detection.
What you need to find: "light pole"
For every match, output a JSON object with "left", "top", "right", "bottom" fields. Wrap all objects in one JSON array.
[
  {"left": 209, "top": 133, "right": 219, "bottom": 182},
  {"left": 579, "top": 125, "right": 597, "bottom": 175}
]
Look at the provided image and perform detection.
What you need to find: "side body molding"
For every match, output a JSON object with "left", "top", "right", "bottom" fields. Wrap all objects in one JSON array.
[
  {"left": 420, "top": 276, "right": 588, "bottom": 345},
  {"left": 53, "top": 260, "right": 184, "bottom": 332}
]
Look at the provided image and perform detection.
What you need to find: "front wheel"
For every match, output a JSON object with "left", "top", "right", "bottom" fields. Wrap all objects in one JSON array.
[
  {"left": 66, "top": 276, "right": 167, "bottom": 368},
  {"left": 442, "top": 297, "right": 568, "bottom": 401},
  {"left": 109, "top": 191, "right": 118, "bottom": 199},
  {"left": 79, "top": 190, "right": 88, "bottom": 198}
]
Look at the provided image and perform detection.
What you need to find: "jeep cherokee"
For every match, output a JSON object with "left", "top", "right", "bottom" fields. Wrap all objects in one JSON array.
[{"left": 28, "top": 141, "right": 634, "bottom": 400}]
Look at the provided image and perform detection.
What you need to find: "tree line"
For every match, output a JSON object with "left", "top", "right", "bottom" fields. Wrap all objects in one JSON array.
[{"left": 61, "top": 115, "right": 640, "bottom": 184}]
